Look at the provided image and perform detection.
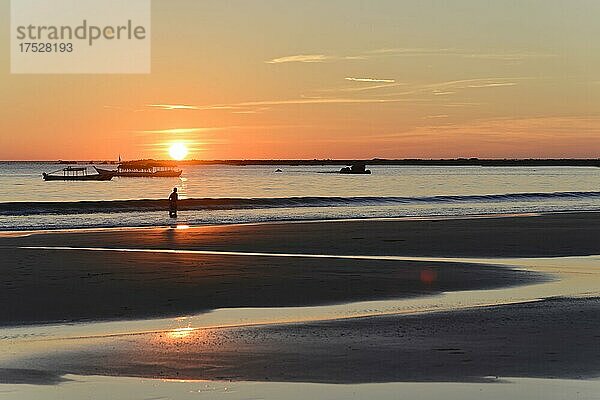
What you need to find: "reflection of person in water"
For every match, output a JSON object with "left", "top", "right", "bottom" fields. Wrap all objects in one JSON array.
[{"left": 168, "top": 187, "right": 178, "bottom": 218}]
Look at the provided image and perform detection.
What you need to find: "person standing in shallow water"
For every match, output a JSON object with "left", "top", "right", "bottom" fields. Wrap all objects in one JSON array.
[{"left": 168, "top": 187, "right": 178, "bottom": 218}]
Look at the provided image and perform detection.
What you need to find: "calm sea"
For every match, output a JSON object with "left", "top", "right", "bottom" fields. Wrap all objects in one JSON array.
[{"left": 0, "top": 162, "right": 599, "bottom": 231}]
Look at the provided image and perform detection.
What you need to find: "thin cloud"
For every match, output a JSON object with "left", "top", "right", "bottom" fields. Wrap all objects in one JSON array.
[
  {"left": 150, "top": 97, "right": 430, "bottom": 113},
  {"left": 420, "top": 77, "right": 526, "bottom": 93},
  {"left": 467, "top": 82, "right": 517, "bottom": 88},
  {"left": 265, "top": 49, "right": 448, "bottom": 64},
  {"left": 343, "top": 83, "right": 402, "bottom": 92},
  {"left": 266, "top": 54, "right": 368, "bottom": 64},
  {"left": 442, "top": 102, "right": 483, "bottom": 107},
  {"left": 330, "top": 77, "right": 526, "bottom": 101},
  {"left": 147, "top": 104, "right": 199, "bottom": 110},
  {"left": 232, "top": 107, "right": 271, "bottom": 114},
  {"left": 137, "top": 128, "right": 222, "bottom": 134},
  {"left": 423, "top": 77, "right": 522, "bottom": 89},
  {"left": 266, "top": 54, "right": 333, "bottom": 64},
  {"left": 463, "top": 53, "right": 557, "bottom": 61},
  {"left": 266, "top": 48, "right": 555, "bottom": 64},
  {"left": 231, "top": 97, "right": 425, "bottom": 107},
  {"left": 142, "top": 78, "right": 522, "bottom": 115},
  {"left": 137, "top": 124, "right": 314, "bottom": 133},
  {"left": 432, "top": 90, "right": 455, "bottom": 96},
  {"left": 345, "top": 77, "right": 396, "bottom": 83},
  {"left": 424, "top": 114, "right": 450, "bottom": 119},
  {"left": 319, "top": 76, "right": 532, "bottom": 99},
  {"left": 145, "top": 104, "right": 270, "bottom": 113},
  {"left": 320, "top": 82, "right": 403, "bottom": 93}
]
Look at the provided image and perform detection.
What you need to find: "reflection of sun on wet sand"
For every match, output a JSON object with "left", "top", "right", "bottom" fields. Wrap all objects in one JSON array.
[
  {"left": 167, "top": 327, "right": 195, "bottom": 339},
  {"left": 1, "top": 212, "right": 600, "bottom": 384},
  {"left": 6, "top": 298, "right": 600, "bottom": 384}
]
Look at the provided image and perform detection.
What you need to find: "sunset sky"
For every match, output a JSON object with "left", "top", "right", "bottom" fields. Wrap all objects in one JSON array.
[{"left": 1, "top": 0, "right": 600, "bottom": 160}]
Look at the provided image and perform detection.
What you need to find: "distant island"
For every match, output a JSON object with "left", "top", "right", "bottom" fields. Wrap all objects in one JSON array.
[{"left": 46, "top": 158, "right": 600, "bottom": 167}]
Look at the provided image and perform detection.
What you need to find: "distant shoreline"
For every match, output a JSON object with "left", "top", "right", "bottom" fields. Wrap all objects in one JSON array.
[{"left": 1, "top": 158, "right": 600, "bottom": 167}]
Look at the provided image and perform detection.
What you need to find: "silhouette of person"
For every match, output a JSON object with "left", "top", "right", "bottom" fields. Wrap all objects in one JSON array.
[{"left": 168, "top": 187, "right": 178, "bottom": 218}]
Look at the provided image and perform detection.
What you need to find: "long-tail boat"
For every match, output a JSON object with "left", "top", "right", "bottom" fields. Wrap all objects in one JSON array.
[
  {"left": 42, "top": 166, "right": 115, "bottom": 181},
  {"left": 95, "top": 160, "right": 182, "bottom": 177}
]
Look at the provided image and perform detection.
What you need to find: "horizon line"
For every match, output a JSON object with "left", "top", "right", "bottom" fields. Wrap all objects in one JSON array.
[{"left": 2, "top": 157, "right": 599, "bottom": 162}]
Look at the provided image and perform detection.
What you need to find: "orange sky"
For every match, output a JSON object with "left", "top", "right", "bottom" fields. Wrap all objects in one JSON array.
[{"left": 1, "top": 0, "right": 600, "bottom": 160}]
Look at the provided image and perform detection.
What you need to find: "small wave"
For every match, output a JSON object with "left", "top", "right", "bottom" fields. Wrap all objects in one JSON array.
[
  {"left": 0, "top": 197, "right": 368, "bottom": 216},
  {"left": 0, "top": 191, "right": 599, "bottom": 216}
]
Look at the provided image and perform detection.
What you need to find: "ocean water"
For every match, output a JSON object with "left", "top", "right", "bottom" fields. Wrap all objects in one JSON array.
[{"left": 0, "top": 162, "right": 599, "bottom": 230}]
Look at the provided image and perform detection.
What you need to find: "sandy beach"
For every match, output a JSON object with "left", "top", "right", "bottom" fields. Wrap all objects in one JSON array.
[
  {"left": 1, "top": 212, "right": 600, "bottom": 385},
  {"left": 5, "top": 297, "right": 600, "bottom": 384},
  {"left": 5, "top": 212, "right": 600, "bottom": 325},
  {"left": 0, "top": 247, "right": 543, "bottom": 326},
  {"left": 4, "top": 211, "right": 600, "bottom": 257}
]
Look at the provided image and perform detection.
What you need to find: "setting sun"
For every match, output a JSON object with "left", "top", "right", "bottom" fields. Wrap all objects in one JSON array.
[{"left": 169, "top": 142, "right": 188, "bottom": 160}]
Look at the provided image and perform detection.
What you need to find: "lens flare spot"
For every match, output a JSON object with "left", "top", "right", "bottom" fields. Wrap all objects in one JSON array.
[{"left": 420, "top": 269, "right": 437, "bottom": 285}]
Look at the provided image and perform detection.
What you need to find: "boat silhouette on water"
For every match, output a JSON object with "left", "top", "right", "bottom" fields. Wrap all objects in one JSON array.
[
  {"left": 95, "top": 160, "right": 182, "bottom": 177},
  {"left": 42, "top": 166, "right": 115, "bottom": 181},
  {"left": 339, "top": 162, "right": 371, "bottom": 174}
]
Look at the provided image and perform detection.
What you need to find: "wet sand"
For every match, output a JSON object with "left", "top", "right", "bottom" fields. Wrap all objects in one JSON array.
[
  {"left": 4, "top": 212, "right": 596, "bottom": 326},
  {"left": 4, "top": 297, "right": 600, "bottom": 384},
  {"left": 3, "top": 212, "right": 599, "bottom": 325},
  {"left": 2, "top": 212, "right": 600, "bottom": 384},
  {"left": 0, "top": 248, "right": 541, "bottom": 326},
  {"left": 3, "top": 211, "right": 600, "bottom": 257}
]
